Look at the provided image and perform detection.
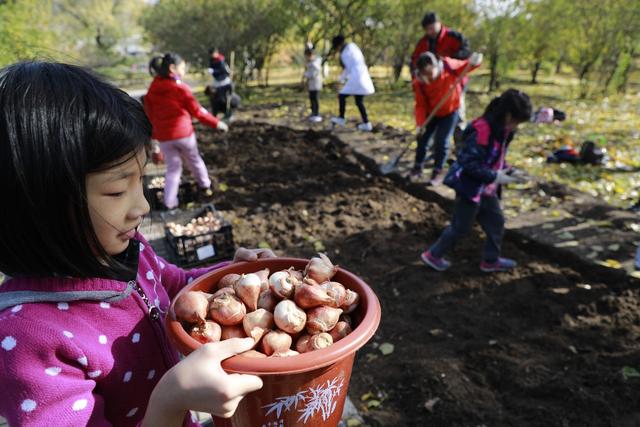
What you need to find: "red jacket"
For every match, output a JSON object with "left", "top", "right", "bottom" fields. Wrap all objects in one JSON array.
[
  {"left": 410, "top": 25, "right": 471, "bottom": 71},
  {"left": 413, "top": 58, "right": 478, "bottom": 125},
  {"left": 143, "top": 75, "right": 219, "bottom": 141}
]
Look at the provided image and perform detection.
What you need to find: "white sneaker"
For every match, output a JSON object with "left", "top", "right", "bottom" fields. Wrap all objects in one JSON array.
[
  {"left": 330, "top": 117, "right": 346, "bottom": 127},
  {"left": 309, "top": 115, "right": 323, "bottom": 123},
  {"left": 357, "top": 122, "right": 373, "bottom": 132}
]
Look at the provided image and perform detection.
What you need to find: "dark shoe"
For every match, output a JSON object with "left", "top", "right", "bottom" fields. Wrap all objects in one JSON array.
[
  {"left": 199, "top": 187, "right": 214, "bottom": 202},
  {"left": 420, "top": 250, "right": 451, "bottom": 271},
  {"left": 427, "top": 169, "right": 444, "bottom": 186},
  {"left": 407, "top": 166, "right": 423, "bottom": 181},
  {"left": 480, "top": 257, "right": 517, "bottom": 272}
]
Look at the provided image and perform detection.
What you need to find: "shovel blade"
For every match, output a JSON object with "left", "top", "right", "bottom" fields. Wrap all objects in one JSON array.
[{"left": 380, "top": 157, "right": 399, "bottom": 175}]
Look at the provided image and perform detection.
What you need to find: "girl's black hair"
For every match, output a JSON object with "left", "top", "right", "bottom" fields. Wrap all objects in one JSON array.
[
  {"left": 148, "top": 52, "right": 183, "bottom": 78},
  {"left": 331, "top": 35, "right": 345, "bottom": 50},
  {"left": 483, "top": 88, "right": 533, "bottom": 128},
  {"left": 0, "top": 61, "right": 152, "bottom": 279},
  {"left": 416, "top": 52, "right": 438, "bottom": 70}
]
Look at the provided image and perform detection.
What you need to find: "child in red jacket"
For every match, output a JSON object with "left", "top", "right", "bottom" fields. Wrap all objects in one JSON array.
[
  {"left": 410, "top": 51, "right": 481, "bottom": 185},
  {"left": 144, "top": 53, "right": 228, "bottom": 209}
]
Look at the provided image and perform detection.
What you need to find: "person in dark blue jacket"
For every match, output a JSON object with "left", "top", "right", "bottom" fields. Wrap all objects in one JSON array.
[{"left": 421, "top": 89, "right": 533, "bottom": 272}]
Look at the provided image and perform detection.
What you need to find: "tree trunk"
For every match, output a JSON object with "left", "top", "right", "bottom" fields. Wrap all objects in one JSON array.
[
  {"left": 602, "top": 51, "right": 621, "bottom": 93},
  {"left": 392, "top": 62, "right": 403, "bottom": 82},
  {"left": 531, "top": 60, "right": 541, "bottom": 84},
  {"left": 555, "top": 55, "right": 564, "bottom": 74},
  {"left": 489, "top": 51, "right": 499, "bottom": 92},
  {"left": 616, "top": 48, "right": 635, "bottom": 93}
]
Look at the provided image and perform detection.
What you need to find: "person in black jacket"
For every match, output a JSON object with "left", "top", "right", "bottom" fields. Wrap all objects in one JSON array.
[{"left": 207, "top": 47, "right": 234, "bottom": 119}]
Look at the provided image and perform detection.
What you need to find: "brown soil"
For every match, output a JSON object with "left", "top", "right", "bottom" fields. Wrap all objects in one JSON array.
[{"left": 197, "top": 121, "right": 640, "bottom": 427}]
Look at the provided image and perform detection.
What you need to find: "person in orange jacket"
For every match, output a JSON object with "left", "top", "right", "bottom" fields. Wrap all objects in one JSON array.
[{"left": 409, "top": 51, "right": 482, "bottom": 185}]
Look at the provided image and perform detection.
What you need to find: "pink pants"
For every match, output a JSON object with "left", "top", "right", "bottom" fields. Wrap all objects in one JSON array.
[{"left": 159, "top": 133, "right": 211, "bottom": 209}]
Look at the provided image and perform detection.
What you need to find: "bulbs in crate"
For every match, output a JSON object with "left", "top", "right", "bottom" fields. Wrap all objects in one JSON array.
[
  {"left": 148, "top": 176, "right": 165, "bottom": 189},
  {"left": 166, "top": 211, "right": 223, "bottom": 237}
]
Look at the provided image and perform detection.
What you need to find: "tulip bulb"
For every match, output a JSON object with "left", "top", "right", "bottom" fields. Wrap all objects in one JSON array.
[
  {"left": 261, "top": 330, "right": 292, "bottom": 356},
  {"left": 209, "top": 293, "right": 246, "bottom": 326},
  {"left": 341, "top": 289, "right": 360, "bottom": 313},
  {"left": 234, "top": 273, "right": 262, "bottom": 312},
  {"left": 190, "top": 320, "right": 222, "bottom": 344},
  {"left": 273, "top": 300, "right": 307, "bottom": 334},
  {"left": 304, "top": 253, "right": 338, "bottom": 283},
  {"left": 271, "top": 349, "right": 300, "bottom": 358},
  {"left": 294, "top": 282, "right": 334, "bottom": 308},
  {"left": 269, "top": 271, "right": 296, "bottom": 299},
  {"left": 221, "top": 325, "right": 246, "bottom": 340},
  {"left": 320, "top": 282, "right": 347, "bottom": 308},
  {"left": 218, "top": 273, "right": 241, "bottom": 289},
  {"left": 174, "top": 291, "right": 211, "bottom": 325},
  {"left": 242, "top": 308, "right": 274, "bottom": 342},
  {"left": 254, "top": 268, "right": 270, "bottom": 292},
  {"left": 329, "top": 321, "right": 352, "bottom": 342},
  {"left": 296, "top": 332, "right": 333, "bottom": 353},
  {"left": 306, "top": 306, "right": 342, "bottom": 334},
  {"left": 257, "top": 289, "right": 278, "bottom": 312}
]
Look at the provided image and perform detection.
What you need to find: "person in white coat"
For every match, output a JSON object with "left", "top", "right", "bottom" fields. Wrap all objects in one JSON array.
[
  {"left": 330, "top": 35, "right": 375, "bottom": 131},
  {"left": 302, "top": 45, "right": 323, "bottom": 122}
]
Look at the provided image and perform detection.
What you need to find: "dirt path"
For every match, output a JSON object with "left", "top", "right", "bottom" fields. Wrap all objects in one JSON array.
[{"left": 189, "top": 120, "right": 640, "bottom": 427}]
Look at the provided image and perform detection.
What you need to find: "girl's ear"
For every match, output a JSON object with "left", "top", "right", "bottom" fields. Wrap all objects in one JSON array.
[{"left": 168, "top": 63, "right": 177, "bottom": 75}]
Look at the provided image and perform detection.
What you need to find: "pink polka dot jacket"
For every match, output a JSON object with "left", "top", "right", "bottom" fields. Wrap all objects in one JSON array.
[{"left": 0, "top": 233, "right": 230, "bottom": 426}]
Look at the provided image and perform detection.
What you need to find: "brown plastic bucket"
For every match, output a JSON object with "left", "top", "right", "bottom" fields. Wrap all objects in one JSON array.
[{"left": 166, "top": 258, "right": 381, "bottom": 427}]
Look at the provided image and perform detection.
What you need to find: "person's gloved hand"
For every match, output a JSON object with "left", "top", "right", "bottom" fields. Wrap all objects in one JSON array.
[
  {"left": 470, "top": 52, "right": 483, "bottom": 66},
  {"left": 507, "top": 167, "right": 528, "bottom": 183},
  {"left": 494, "top": 169, "right": 520, "bottom": 185},
  {"left": 217, "top": 121, "right": 229, "bottom": 132}
]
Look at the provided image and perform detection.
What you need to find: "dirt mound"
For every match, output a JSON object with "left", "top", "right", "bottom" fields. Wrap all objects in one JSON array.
[{"left": 197, "top": 122, "right": 640, "bottom": 426}]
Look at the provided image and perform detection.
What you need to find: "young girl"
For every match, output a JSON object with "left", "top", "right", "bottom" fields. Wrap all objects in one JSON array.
[
  {"left": 421, "top": 89, "right": 533, "bottom": 272},
  {"left": 329, "top": 35, "right": 375, "bottom": 132},
  {"left": 409, "top": 51, "right": 482, "bottom": 185},
  {"left": 0, "top": 61, "right": 272, "bottom": 426},
  {"left": 302, "top": 44, "right": 323, "bottom": 122},
  {"left": 145, "top": 53, "right": 229, "bottom": 209}
]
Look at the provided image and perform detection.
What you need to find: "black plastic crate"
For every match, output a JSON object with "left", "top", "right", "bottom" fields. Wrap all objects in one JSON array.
[
  {"left": 144, "top": 173, "right": 198, "bottom": 211},
  {"left": 161, "top": 204, "right": 235, "bottom": 267}
]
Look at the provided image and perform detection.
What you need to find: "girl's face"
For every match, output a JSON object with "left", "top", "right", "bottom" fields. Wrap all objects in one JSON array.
[
  {"left": 504, "top": 113, "right": 522, "bottom": 131},
  {"left": 170, "top": 61, "right": 187, "bottom": 78},
  {"left": 86, "top": 148, "right": 150, "bottom": 255},
  {"left": 419, "top": 64, "right": 439, "bottom": 82}
]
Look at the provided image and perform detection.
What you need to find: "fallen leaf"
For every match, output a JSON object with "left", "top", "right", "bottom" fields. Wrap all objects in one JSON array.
[
  {"left": 598, "top": 259, "right": 622, "bottom": 269},
  {"left": 568, "top": 345, "right": 578, "bottom": 354},
  {"left": 367, "top": 399, "right": 381, "bottom": 408},
  {"left": 592, "top": 245, "right": 604, "bottom": 252},
  {"left": 576, "top": 283, "right": 592, "bottom": 290},
  {"left": 557, "top": 232, "right": 575, "bottom": 240},
  {"left": 607, "top": 244, "right": 620, "bottom": 251},
  {"left": 622, "top": 366, "right": 640, "bottom": 380},
  {"left": 379, "top": 342, "right": 394, "bottom": 355},
  {"left": 630, "top": 271, "right": 640, "bottom": 279},
  {"left": 555, "top": 240, "right": 579, "bottom": 248},
  {"left": 488, "top": 340, "right": 498, "bottom": 346},
  {"left": 314, "top": 240, "right": 326, "bottom": 252},
  {"left": 361, "top": 392, "right": 374, "bottom": 401},
  {"left": 424, "top": 397, "right": 441, "bottom": 413},
  {"left": 218, "top": 182, "right": 228, "bottom": 192},
  {"left": 551, "top": 288, "right": 570, "bottom": 294},
  {"left": 365, "top": 353, "right": 378, "bottom": 362},
  {"left": 347, "top": 418, "right": 363, "bottom": 427},
  {"left": 258, "top": 241, "right": 271, "bottom": 249},
  {"left": 542, "top": 224, "right": 555, "bottom": 229}
]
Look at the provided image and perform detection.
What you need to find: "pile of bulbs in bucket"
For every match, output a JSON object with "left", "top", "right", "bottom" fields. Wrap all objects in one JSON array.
[
  {"left": 166, "top": 211, "right": 224, "bottom": 237},
  {"left": 174, "top": 254, "right": 359, "bottom": 357}
]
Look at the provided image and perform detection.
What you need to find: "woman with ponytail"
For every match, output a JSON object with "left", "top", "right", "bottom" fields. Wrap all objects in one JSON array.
[
  {"left": 144, "top": 53, "right": 228, "bottom": 209},
  {"left": 421, "top": 89, "right": 533, "bottom": 272}
]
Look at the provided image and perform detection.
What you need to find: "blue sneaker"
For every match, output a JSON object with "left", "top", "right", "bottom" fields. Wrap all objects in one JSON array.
[
  {"left": 420, "top": 250, "right": 451, "bottom": 271},
  {"left": 480, "top": 257, "right": 517, "bottom": 272}
]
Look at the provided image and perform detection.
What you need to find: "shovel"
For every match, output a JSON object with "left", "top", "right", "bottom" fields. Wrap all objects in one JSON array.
[{"left": 380, "top": 60, "right": 474, "bottom": 175}]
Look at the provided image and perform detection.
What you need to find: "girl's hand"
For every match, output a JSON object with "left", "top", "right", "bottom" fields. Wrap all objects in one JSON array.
[
  {"left": 144, "top": 338, "right": 263, "bottom": 425},
  {"left": 233, "top": 247, "right": 276, "bottom": 263},
  {"left": 217, "top": 121, "right": 229, "bottom": 132}
]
